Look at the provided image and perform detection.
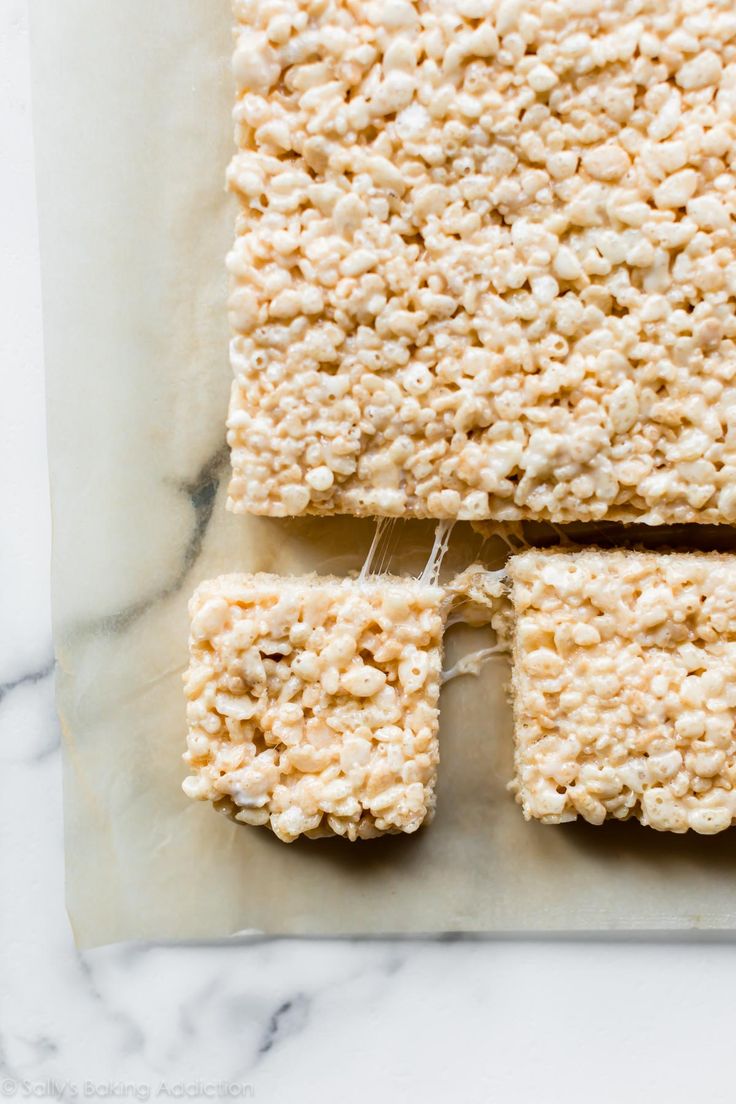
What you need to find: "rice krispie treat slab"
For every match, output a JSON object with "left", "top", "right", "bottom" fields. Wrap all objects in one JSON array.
[
  {"left": 509, "top": 548, "right": 736, "bottom": 834},
  {"left": 183, "top": 572, "right": 444, "bottom": 842},
  {"left": 227, "top": 0, "right": 736, "bottom": 523}
]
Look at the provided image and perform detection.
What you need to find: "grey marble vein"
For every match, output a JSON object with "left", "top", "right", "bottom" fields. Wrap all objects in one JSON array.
[
  {"left": 0, "top": 657, "right": 54, "bottom": 706},
  {"left": 75, "top": 955, "right": 148, "bottom": 1060},
  {"left": 256, "top": 994, "right": 311, "bottom": 1061},
  {"left": 69, "top": 446, "right": 228, "bottom": 642}
]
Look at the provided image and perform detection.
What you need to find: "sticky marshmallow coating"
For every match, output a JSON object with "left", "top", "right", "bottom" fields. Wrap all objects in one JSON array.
[
  {"left": 509, "top": 548, "right": 736, "bottom": 834},
  {"left": 183, "top": 573, "right": 444, "bottom": 842},
  {"left": 226, "top": 0, "right": 736, "bottom": 523}
]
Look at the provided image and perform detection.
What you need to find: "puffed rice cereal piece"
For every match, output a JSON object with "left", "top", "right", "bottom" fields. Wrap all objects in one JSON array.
[
  {"left": 227, "top": 0, "right": 736, "bottom": 524},
  {"left": 509, "top": 548, "right": 736, "bottom": 834},
  {"left": 183, "top": 572, "right": 445, "bottom": 842}
]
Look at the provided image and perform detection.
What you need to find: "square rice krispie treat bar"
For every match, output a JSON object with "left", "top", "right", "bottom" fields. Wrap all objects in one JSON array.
[
  {"left": 183, "top": 572, "right": 444, "bottom": 842},
  {"left": 509, "top": 548, "right": 736, "bottom": 834},
  {"left": 226, "top": 0, "right": 736, "bottom": 524}
]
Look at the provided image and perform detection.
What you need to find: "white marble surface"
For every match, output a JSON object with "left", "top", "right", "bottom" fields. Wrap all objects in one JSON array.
[{"left": 3, "top": 2, "right": 736, "bottom": 1100}]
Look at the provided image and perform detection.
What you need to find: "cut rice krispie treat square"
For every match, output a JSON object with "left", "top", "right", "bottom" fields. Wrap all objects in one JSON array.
[
  {"left": 182, "top": 572, "right": 445, "bottom": 842},
  {"left": 226, "top": 0, "right": 736, "bottom": 524},
  {"left": 509, "top": 548, "right": 736, "bottom": 834}
]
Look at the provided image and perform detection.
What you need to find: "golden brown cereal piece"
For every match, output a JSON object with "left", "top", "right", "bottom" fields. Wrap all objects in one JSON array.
[
  {"left": 227, "top": 0, "right": 736, "bottom": 523},
  {"left": 509, "top": 548, "right": 736, "bottom": 834},
  {"left": 183, "top": 573, "right": 444, "bottom": 842}
]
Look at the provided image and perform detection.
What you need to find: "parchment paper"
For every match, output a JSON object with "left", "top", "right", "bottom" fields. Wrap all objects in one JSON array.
[{"left": 31, "top": 0, "right": 736, "bottom": 947}]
